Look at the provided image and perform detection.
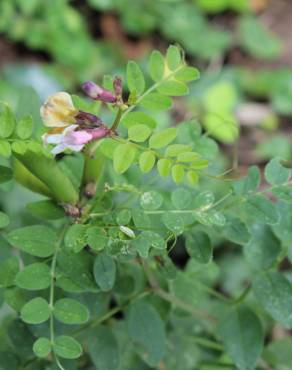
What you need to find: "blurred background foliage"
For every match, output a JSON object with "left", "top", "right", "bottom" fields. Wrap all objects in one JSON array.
[
  {"left": 0, "top": 1, "right": 292, "bottom": 369},
  {"left": 0, "top": 0, "right": 291, "bottom": 162}
]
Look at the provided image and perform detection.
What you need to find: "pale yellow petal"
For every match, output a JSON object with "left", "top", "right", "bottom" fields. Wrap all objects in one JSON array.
[{"left": 40, "top": 92, "right": 78, "bottom": 128}]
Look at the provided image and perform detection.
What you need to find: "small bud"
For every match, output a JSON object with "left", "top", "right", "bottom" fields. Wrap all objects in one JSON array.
[
  {"left": 63, "top": 204, "right": 80, "bottom": 218},
  {"left": 82, "top": 81, "right": 116, "bottom": 103},
  {"left": 88, "top": 126, "right": 110, "bottom": 140},
  {"left": 75, "top": 111, "right": 102, "bottom": 126},
  {"left": 84, "top": 182, "right": 97, "bottom": 198},
  {"left": 113, "top": 76, "right": 123, "bottom": 97}
]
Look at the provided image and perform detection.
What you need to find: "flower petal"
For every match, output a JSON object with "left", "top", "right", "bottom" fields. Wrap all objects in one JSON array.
[
  {"left": 41, "top": 92, "right": 77, "bottom": 128},
  {"left": 66, "top": 144, "right": 85, "bottom": 152},
  {"left": 44, "top": 134, "right": 63, "bottom": 145},
  {"left": 51, "top": 144, "right": 67, "bottom": 155}
]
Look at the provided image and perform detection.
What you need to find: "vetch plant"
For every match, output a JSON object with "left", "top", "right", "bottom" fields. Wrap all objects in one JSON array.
[{"left": 0, "top": 46, "right": 292, "bottom": 370}]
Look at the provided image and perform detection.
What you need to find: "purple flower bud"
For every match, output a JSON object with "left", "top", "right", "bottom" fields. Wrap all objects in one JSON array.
[
  {"left": 87, "top": 127, "right": 110, "bottom": 140},
  {"left": 82, "top": 81, "right": 116, "bottom": 103},
  {"left": 113, "top": 76, "right": 123, "bottom": 97},
  {"left": 75, "top": 111, "right": 102, "bottom": 126}
]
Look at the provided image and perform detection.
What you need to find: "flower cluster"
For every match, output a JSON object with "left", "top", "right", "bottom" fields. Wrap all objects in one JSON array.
[{"left": 41, "top": 80, "right": 121, "bottom": 155}]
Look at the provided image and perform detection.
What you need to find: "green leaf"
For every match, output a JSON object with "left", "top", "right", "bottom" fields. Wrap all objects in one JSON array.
[
  {"left": 203, "top": 111, "right": 239, "bottom": 143},
  {"left": 0, "top": 104, "right": 16, "bottom": 138},
  {"left": 165, "top": 144, "right": 192, "bottom": 157},
  {"left": 175, "top": 66, "right": 200, "bottom": 82},
  {"left": 113, "top": 143, "right": 136, "bottom": 174},
  {"left": 93, "top": 252, "right": 116, "bottom": 291},
  {"left": 140, "top": 93, "right": 172, "bottom": 110},
  {"left": 86, "top": 227, "right": 108, "bottom": 252},
  {"left": 6, "top": 225, "right": 57, "bottom": 257},
  {"left": 194, "top": 191, "right": 215, "bottom": 209},
  {"left": 272, "top": 186, "right": 292, "bottom": 203},
  {"left": 166, "top": 45, "right": 181, "bottom": 70},
  {"left": 149, "top": 50, "right": 165, "bottom": 82},
  {"left": 264, "top": 157, "right": 291, "bottom": 185},
  {"left": 33, "top": 338, "right": 51, "bottom": 358},
  {"left": 185, "top": 231, "right": 212, "bottom": 263},
  {"left": 0, "top": 140, "right": 11, "bottom": 157},
  {"left": 264, "top": 339, "right": 292, "bottom": 368},
  {"left": 239, "top": 16, "right": 282, "bottom": 60},
  {"left": 11, "top": 141, "right": 27, "bottom": 154},
  {"left": 88, "top": 326, "right": 119, "bottom": 370},
  {"left": 233, "top": 166, "right": 261, "bottom": 195},
  {"left": 65, "top": 224, "right": 88, "bottom": 253},
  {"left": 0, "top": 257, "right": 19, "bottom": 288},
  {"left": 57, "top": 249, "right": 96, "bottom": 291},
  {"left": 54, "top": 336, "right": 82, "bottom": 360},
  {"left": 187, "top": 170, "right": 199, "bottom": 186},
  {"left": 242, "top": 195, "right": 279, "bottom": 225},
  {"left": 203, "top": 81, "right": 238, "bottom": 112},
  {"left": 149, "top": 128, "right": 177, "bottom": 149},
  {"left": 157, "top": 80, "right": 189, "bottom": 96},
  {"left": 140, "top": 191, "right": 163, "bottom": 210},
  {"left": 162, "top": 212, "right": 184, "bottom": 235},
  {"left": 223, "top": 217, "right": 251, "bottom": 245},
  {"left": 253, "top": 272, "right": 292, "bottom": 328},
  {"left": 0, "top": 352, "right": 19, "bottom": 369},
  {"left": 0, "top": 165, "right": 13, "bottom": 183},
  {"left": 177, "top": 151, "right": 200, "bottom": 162},
  {"left": 21, "top": 297, "right": 50, "bottom": 324},
  {"left": 128, "top": 124, "right": 151, "bottom": 142},
  {"left": 190, "top": 159, "right": 209, "bottom": 169},
  {"left": 122, "top": 112, "right": 157, "bottom": 129},
  {"left": 16, "top": 115, "right": 33, "bottom": 139},
  {"left": 171, "top": 188, "right": 191, "bottom": 209},
  {"left": 127, "top": 301, "right": 166, "bottom": 366},
  {"left": 54, "top": 298, "right": 89, "bottom": 325},
  {"left": 26, "top": 200, "right": 65, "bottom": 220},
  {"left": 244, "top": 224, "right": 280, "bottom": 270},
  {"left": 116, "top": 209, "right": 132, "bottom": 226},
  {"left": 0, "top": 211, "right": 10, "bottom": 228},
  {"left": 171, "top": 164, "right": 184, "bottom": 183},
  {"left": 157, "top": 158, "right": 172, "bottom": 177},
  {"left": 127, "top": 61, "right": 145, "bottom": 95},
  {"left": 219, "top": 305, "right": 263, "bottom": 370},
  {"left": 15, "top": 263, "right": 51, "bottom": 291},
  {"left": 139, "top": 151, "right": 156, "bottom": 173}
]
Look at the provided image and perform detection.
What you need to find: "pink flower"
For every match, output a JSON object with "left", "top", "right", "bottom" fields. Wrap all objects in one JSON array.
[
  {"left": 42, "top": 125, "right": 110, "bottom": 155},
  {"left": 43, "top": 125, "right": 92, "bottom": 155},
  {"left": 82, "top": 81, "right": 116, "bottom": 103}
]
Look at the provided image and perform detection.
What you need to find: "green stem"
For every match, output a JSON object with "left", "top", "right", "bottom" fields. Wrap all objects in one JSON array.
[
  {"left": 141, "top": 259, "right": 216, "bottom": 323},
  {"left": 49, "top": 224, "right": 68, "bottom": 370},
  {"left": 232, "top": 284, "right": 251, "bottom": 304},
  {"left": 111, "top": 107, "right": 124, "bottom": 131},
  {"left": 190, "top": 335, "right": 223, "bottom": 351},
  {"left": 121, "top": 64, "right": 184, "bottom": 121},
  {"left": 72, "top": 290, "right": 150, "bottom": 337}
]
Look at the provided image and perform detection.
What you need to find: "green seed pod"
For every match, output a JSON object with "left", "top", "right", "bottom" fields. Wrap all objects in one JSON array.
[
  {"left": 82, "top": 152, "right": 106, "bottom": 198},
  {"left": 13, "top": 158, "right": 53, "bottom": 198},
  {"left": 14, "top": 151, "right": 79, "bottom": 204}
]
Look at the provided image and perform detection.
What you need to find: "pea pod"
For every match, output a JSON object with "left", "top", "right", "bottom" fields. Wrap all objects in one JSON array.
[
  {"left": 82, "top": 151, "right": 106, "bottom": 197},
  {"left": 14, "top": 151, "right": 79, "bottom": 205},
  {"left": 13, "top": 158, "right": 53, "bottom": 198}
]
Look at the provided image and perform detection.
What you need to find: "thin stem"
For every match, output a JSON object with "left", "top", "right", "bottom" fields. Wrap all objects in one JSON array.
[
  {"left": 111, "top": 107, "right": 124, "bottom": 131},
  {"left": 232, "top": 284, "right": 251, "bottom": 304},
  {"left": 141, "top": 259, "right": 216, "bottom": 323},
  {"left": 49, "top": 224, "right": 68, "bottom": 370},
  {"left": 190, "top": 335, "right": 223, "bottom": 351},
  {"left": 121, "top": 64, "right": 184, "bottom": 121},
  {"left": 73, "top": 290, "right": 150, "bottom": 337},
  {"left": 89, "top": 191, "right": 232, "bottom": 219}
]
